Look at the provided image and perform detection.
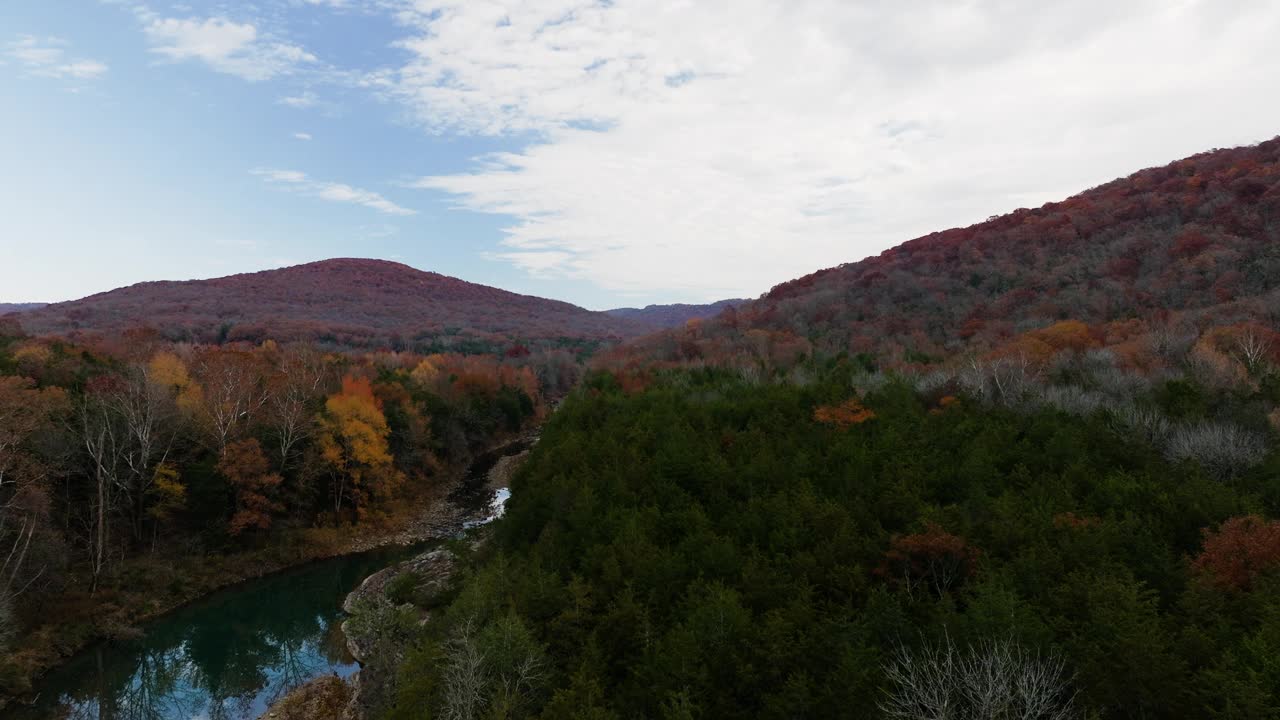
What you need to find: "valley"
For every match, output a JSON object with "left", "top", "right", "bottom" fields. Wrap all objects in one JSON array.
[{"left": 1, "top": 137, "right": 1278, "bottom": 720}]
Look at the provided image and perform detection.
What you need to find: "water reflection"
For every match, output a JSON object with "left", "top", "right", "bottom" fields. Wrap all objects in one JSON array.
[{"left": 6, "top": 546, "right": 414, "bottom": 720}]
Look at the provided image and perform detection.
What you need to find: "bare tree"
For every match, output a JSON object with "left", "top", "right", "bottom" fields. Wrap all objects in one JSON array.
[
  {"left": 1148, "top": 325, "right": 1197, "bottom": 365},
  {"left": 78, "top": 388, "right": 124, "bottom": 592},
  {"left": 881, "top": 634, "right": 1078, "bottom": 720},
  {"left": 961, "top": 355, "right": 1040, "bottom": 407},
  {"left": 1165, "top": 421, "right": 1266, "bottom": 480},
  {"left": 1109, "top": 403, "right": 1171, "bottom": 446},
  {"left": 442, "top": 618, "right": 489, "bottom": 720},
  {"left": 107, "top": 362, "right": 180, "bottom": 542},
  {"left": 265, "top": 345, "right": 329, "bottom": 468},
  {"left": 1234, "top": 326, "right": 1273, "bottom": 375},
  {"left": 191, "top": 350, "right": 269, "bottom": 456}
]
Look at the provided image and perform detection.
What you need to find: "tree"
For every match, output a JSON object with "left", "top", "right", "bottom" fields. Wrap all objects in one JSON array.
[
  {"left": 877, "top": 523, "right": 980, "bottom": 598},
  {"left": 1229, "top": 324, "right": 1276, "bottom": 375},
  {"left": 318, "top": 376, "right": 402, "bottom": 519},
  {"left": 880, "top": 635, "right": 1078, "bottom": 720},
  {"left": 813, "top": 397, "right": 876, "bottom": 428},
  {"left": 1164, "top": 421, "right": 1265, "bottom": 480},
  {"left": 77, "top": 377, "right": 125, "bottom": 592},
  {"left": 108, "top": 358, "right": 184, "bottom": 542},
  {"left": 190, "top": 349, "right": 269, "bottom": 455},
  {"left": 218, "top": 438, "right": 283, "bottom": 536},
  {"left": 442, "top": 618, "right": 489, "bottom": 720},
  {"left": 436, "top": 615, "right": 547, "bottom": 720},
  {"left": 1192, "top": 515, "right": 1280, "bottom": 591},
  {"left": 0, "top": 377, "right": 66, "bottom": 609},
  {"left": 145, "top": 462, "right": 186, "bottom": 546},
  {"left": 265, "top": 344, "right": 329, "bottom": 468}
]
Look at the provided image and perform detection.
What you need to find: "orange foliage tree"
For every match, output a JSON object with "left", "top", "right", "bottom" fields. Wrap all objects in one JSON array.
[
  {"left": 814, "top": 397, "right": 877, "bottom": 428},
  {"left": 217, "top": 438, "right": 283, "bottom": 536},
  {"left": 876, "top": 523, "right": 979, "bottom": 598}
]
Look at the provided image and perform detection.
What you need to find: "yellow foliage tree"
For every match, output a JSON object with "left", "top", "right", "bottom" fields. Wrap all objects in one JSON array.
[
  {"left": 410, "top": 358, "right": 441, "bottom": 387},
  {"left": 319, "top": 376, "right": 402, "bottom": 520},
  {"left": 148, "top": 351, "right": 190, "bottom": 389},
  {"left": 1031, "top": 320, "right": 1096, "bottom": 354},
  {"left": 146, "top": 463, "right": 187, "bottom": 544},
  {"left": 12, "top": 342, "right": 52, "bottom": 375}
]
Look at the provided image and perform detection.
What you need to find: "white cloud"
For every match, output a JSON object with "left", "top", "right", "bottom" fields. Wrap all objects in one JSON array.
[
  {"left": 391, "top": 0, "right": 1280, "bottom": 301},
  {"left": 254, "top": 168, "right": 309, "bottom": 183},
  {"left": 278, "top": 91, "right": 319, "bottom": 108},
  {"left": 294, "top": 132, "right": 313, "bottom": 140},
  {"left": 144, "top": 16, "right": 315, "bottom": 81},
  {"left": 252, "top": 168, "right": 415, "bottom": 216},
  {"left": 5, "top": 35, "right": 109, "bottom": 80}
]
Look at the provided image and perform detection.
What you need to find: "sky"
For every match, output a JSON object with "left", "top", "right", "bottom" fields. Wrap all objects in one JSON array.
[{"left": 2, "top": 1, "right": 1279, "bottom": 310}]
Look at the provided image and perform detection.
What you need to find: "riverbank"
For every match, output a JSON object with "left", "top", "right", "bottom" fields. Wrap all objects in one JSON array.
[
  {"left": 0, "top": 431, "right": 537, "bottom": 710},
  {"left": 259, "top": 441, "right": 535, "bottom": 720}
]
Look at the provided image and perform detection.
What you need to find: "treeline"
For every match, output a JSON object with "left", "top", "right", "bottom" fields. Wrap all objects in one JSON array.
[
  {"left": 365, "top": 356, "right": 1280, "bottom": 719},
  {"left": 0, "top": 321, "right": 561, "bottom": 692}
]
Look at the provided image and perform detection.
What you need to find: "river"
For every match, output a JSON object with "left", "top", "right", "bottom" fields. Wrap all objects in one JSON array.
[{"left": 2, "top": 441, "right": 528, "bottom": 720}]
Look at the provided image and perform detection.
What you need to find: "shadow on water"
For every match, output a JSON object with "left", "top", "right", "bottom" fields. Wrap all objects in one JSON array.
[{"left": 3, "top": 439, "right": 531, "bottom": 720}]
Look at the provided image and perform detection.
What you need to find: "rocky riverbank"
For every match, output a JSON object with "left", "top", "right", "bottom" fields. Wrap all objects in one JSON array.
[
  {"left": 338, "top": 431, "right": 534, "bottom": 553},
  {"left": 258, "top": 435, "right": 536, "bottom": 720}
]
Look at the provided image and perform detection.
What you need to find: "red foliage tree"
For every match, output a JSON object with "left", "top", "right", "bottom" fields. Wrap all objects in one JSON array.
[
  {"left": 1191, "top": 515, "right": 1280, "bottom": 591},
  {"left": 1170, "top": 228, "right": 1211, "bottom": 259}
]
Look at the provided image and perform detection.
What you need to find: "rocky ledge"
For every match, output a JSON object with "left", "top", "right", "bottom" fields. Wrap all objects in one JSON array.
[
  {"left": 341, "top": 547, "right": 456, "bottom": 660},
  {"left": 256, "top": 675, "right": 352, "bottom": 720}
]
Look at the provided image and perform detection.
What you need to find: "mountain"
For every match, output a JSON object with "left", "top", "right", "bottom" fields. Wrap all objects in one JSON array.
[
  {"left": 17, "top": 259, "right": 648, "bottom": 351},
  {"left": 0, "top": 303, "right": 46, "bottom": 315},
  {"left": 605, "top": 299, "right": 748, "bottom": 329},
  {"left": 609, "top": 136, "right": 1280, "bottom": 368}
]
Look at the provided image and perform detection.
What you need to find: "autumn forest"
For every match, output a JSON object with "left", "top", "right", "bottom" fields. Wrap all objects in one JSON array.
[{"left": 3, "top": 137, "right": 1280, "bottom": 719}]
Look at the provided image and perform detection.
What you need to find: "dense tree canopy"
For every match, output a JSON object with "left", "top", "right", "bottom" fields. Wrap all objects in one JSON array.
[{"left": 379, "top": 360, "right": 1280, "bottom": 719}]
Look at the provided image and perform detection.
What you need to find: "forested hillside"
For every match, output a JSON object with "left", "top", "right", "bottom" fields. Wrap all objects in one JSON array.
[
  {"left": 608, "top": 137, "right": 1280, "bottom": 370},
  {"left": 17, "top": 259, "right": 647, "bottom": 352},
  {"left": 367, "top": 360, "right": 1280, "bottom": 719}
]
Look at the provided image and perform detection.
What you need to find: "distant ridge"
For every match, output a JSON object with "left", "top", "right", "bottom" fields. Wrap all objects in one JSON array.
[
  {"left": 0, "top": 303, "right": 47, "bottom": 315},
  {"left": 17, "top": 259, "right": 649, "bottom": 350},
  {"left": 606, "top": 299, "right": 748, "bottom": 329}
]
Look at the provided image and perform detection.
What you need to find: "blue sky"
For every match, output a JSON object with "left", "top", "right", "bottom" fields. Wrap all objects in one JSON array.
[
  {"left": 3, "top": 1, "right": 1279, "bottom": 310},
  {"left": 0, "top": 1, "right": 612, "bottom": 307}
]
